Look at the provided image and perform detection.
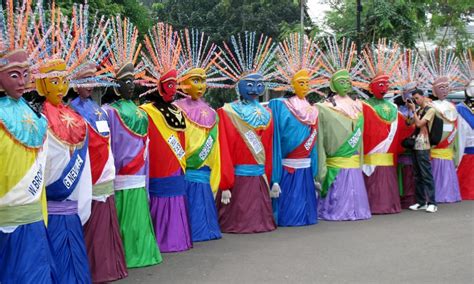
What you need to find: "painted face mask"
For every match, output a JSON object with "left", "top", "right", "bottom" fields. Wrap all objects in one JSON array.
[
  {"left": 369, "top": 73, "right": 390, "bottom": 99},
  {"left": 36, "top": 59, "right": 70, "bottom": 106},
  {"left": 237, "top": 73, "right": 265, "bottom": 101},
  {"left": 0, "top": 49, "right": 30, "bottom": 100},
  {"left": 158, "top": 69, "right": 178, "bottom": 103},
  {"left": 182, "top": 68, "right": 207, "bottom": 100},
  {"left": 73, "top": 62, "right": 97, "bottom": 99},
  {"left": 330, "top": 69, "right": 352, "bottom": 97},
  {"left": 433, "top": 76, "right": 449, "bottom": 100},
  {"left": 291, "top": 69, "right": 310, "bottom": 99},
  {"left": 114, "top": 63, "right": 136, "bottom": 100}
]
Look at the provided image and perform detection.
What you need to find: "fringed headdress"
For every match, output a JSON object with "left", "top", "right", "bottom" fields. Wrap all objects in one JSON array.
[
  {"left": 139, "top": 22, "right": 182, "bottom": 97},
  {"left": 353, "top": 39, "right": 401, "bottom": 94},
  {"left": 457, "top": 49, "right": 473, "bottom": 89},
  {"left": 392, "top": 48, "right": 429, "bottom": 97},
  {"left": 422, "top": 48, "right": 462, "bottom": 91},
  {"left": 177, "top": 28, "right": 226, "bottom": 93},
  {"left": 29, "top": 2, "right": 92, "bottom": 80},
  {"left": 101, "top": 15, "right": 143, "bottom": 81},
  {"left": 68, "top": 2, "right": 117, "bottom": 88},
  {"left": 315, "top": 36, "right": 364, "bottom": 96},
  {"left": 214, "top": 31, "right": 277, "bottom": 91},
  {"left": 0, "top": 0, "right": 37, "bottom": 71},
  {"left": 273, "top": 33, "right": 320, "bottom": 94}
]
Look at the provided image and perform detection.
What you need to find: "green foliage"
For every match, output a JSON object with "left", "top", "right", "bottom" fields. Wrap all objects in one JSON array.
[
  {"left": 151, "top": 0, "right": 310, "bottom": 43},
  {"left": 325, "top": 0, "right": 423, "bottom": 48},
  {"left": 325, "top": 0, "right": 473, "bottom": 50}
]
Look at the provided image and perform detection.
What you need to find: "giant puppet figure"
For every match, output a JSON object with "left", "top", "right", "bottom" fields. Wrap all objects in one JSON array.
[
  {"left": 102, "top": 16, "right": 162, "bottom": 267},
  {"left": 456, "top": 50, "right": 474, "bottom": 199},
  {"left": 357, "top": 39, "right": 402, "bottom": 214},
  {"left": 269, "top": 33, "right": 319, "bottom": 226},
  {"left": 214, "top": 32, "right": 277, "bottom": 233},
  {"left": 0, "top": 1, "right": 56, "bottom": 283},
  {"left": 393, "top": 49, "right": 427, "bottom": 208},
  {"left": 68, "top": 4, "right": 128, "bottom": 282},
  {"left": 140, "top": 23, "right": 193, "bottom": 252},
  {"left": 424, "top": 49, "right": 461, "bottom": 203},
  {"left": 33, "top": 5, "right": 93, "bottom": 283},
  {"left": 315, "top": 37, "right": 371, "bottom": 221},
  {"left": 173, "top": 29, "right": 223, "bottom": 242}
]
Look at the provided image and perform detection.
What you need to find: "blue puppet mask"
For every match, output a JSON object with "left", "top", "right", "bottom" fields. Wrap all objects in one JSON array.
[{"left": 237, "top": 73, "right": 265, "bottom": 101}]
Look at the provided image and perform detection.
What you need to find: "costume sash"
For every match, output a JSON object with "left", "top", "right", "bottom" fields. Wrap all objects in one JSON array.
[
  {"left": 0, "top": 137, "right": 48, "bottom": 227},
  {"left": 88, "top": 125, "right": 110, "bottom": 184},
  {"left": 434, "top": 120, "right": 458, "bottom": 149},
  {"left": 362, "top": 115, "right": 398, "bottom": 176},
  {"left": 46, "top": 133, "right": 89, "bottom": 201},
  {"left": 142, "top": 104, "right": 186, "bottom": 171},
  {"left": 286, "top": 122, "right": 318, "bottom": 159},
  {"left": 186, "top": 120, "right": 218, "bottom": 170},
  {"left": 223, "top": 104, "right": 266, "bottom": 165},
  {"left": 118, "top": 136, "right": 148, "bottom": 175},
  {"left": 321, "top": 116, "right": 363, "bottom": 197}
]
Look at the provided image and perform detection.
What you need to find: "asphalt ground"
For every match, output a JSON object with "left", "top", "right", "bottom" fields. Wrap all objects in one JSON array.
[{"left": 118, "top": 201, "right": 473, "bottom": 284}]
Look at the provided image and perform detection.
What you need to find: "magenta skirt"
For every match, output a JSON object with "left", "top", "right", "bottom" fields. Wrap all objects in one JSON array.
[
  {"left": 364, "top": 166, "right": 401, "bottom": 214},
  {"left": 216, "top": 175, "right": 276, "bottom": 234},
  {"left": 83, "top": 196, "right": 128, "bottom": 283}
]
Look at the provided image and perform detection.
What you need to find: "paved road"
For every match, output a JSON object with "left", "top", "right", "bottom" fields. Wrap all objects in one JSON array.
[{"left": 118, "top": 202, "right": 473, "bottom": 283}]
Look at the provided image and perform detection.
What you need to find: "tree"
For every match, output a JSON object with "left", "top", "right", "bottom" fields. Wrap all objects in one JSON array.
[
  {"left": 324, "top": 0, "right": 473, "bottom": 50},
  {"left": 151, "top": 0, "right": 314, "bottom": 43},
  {"left": 325, "top": 0, "right": 423, "bottom": 48}
]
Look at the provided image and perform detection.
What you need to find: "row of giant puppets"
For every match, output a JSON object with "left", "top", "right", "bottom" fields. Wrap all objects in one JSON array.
[{"left": 0, "top": 1, "right": 472, "bottom": 283}]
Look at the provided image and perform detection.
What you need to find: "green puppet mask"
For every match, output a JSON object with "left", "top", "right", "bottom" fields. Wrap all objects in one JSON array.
[{"left": 330, "top": 69, "right": 352, "bottom": 96}]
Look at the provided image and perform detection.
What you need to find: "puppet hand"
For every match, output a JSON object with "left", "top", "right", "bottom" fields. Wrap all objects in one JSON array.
[
  {"left": 221, "top": 190, "right": 232, "bottom": 205},
  {"left": 270, "top": 183, "right": 281, "bottom": 198}
]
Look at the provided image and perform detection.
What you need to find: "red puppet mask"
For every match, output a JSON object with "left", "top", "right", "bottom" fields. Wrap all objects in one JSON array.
[
  {"left": 158, "top": 69, "right": 178, "bottom": 102},
  {"left": 369, "top": 73, "right": 390, "bottom": 99}
]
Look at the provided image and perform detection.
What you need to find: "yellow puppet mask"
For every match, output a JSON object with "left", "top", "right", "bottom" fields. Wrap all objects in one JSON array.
[
  {"left": 291, "top": 69, "right": 310, "bottom": 99},
  {"left": 181, "top": 68, "right": 207, "bottom": 100},
  {"left": 35, "top": 59, "right": 69, "bottom": 106}
]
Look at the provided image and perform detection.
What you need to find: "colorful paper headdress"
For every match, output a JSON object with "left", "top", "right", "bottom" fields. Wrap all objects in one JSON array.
[
  {"left": 315, "top": 36, "right": 364, "bottom": 96},
  {"left": 422, "top": 48, "right": 462, "bottom": 91},
  {"left": 102, "top": 15, "right": 143, "bottom": 80},
  {"left": 214, "top": 31, "right": 277, "bottom": 89},
  {"left": 0, "top": 0, "right": 36, "bottom": 71},
  {"left": 392, "top": 48, "right": 429, "bottom": 96},
  {"left": 177, "top": 28, "right": 225, "bottom": 90},
  {"left": 139, "top": 22, "right": 182, "bottom": 96},
  {"left": 354, "top": 39, "right": 401, "bottom": 91},
  {"left": 68, "top": 2, "right": 117, "bottom": 88},
  {"left": 29, "top": 2, "right": 92, "bottom": 80},
  {"left": 273, "top": 33, "right": 320, "bottom": 93},
  {"left": 458, "top": 50, "right": 473, "bottom": 88}
]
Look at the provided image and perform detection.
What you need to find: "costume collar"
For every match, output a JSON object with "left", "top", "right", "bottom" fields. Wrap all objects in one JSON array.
[
  {"left": 230, "top": 100, "right": 271, "bottom": 129},
  {"left": 42, "top": 101, "right": 87, "bottom": 146},
  {"left": 70, "top": 97, "right": 109, "bottom": 136},
  {"left": 325, "top": 95, "right": 362, "bottom": 120},
  {"left": 153, "top": 100, "right": 186, "bottom": 130},
  {"left": 173, "top": 97, "right": 216, "bottom": 128},
  {"left": 0, "top": 96, "right": 47, "bottom": 148},
  {"left": 431, "top": 100, "right": 457, "bottom": 122},
  {"left": 109, "top": 99, "right": 148, "bottom": 136},
  {"left": 283, "top": 96, "right": 318, "bottom": 125}
]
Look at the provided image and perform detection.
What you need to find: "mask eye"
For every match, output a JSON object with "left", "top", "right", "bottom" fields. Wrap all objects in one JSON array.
[
  {"left": 257, "top": 83, "right": 263, "bottom": 88},
  {"left": 247, "top": 82, "right": 253, "bottom": 87},
  {"left": 193, "top": 79, "right": 198, "bottom": 84},
  {"left": 168, "top": 83, "right": 174, "bottom": 89},
  {"left": 23, "top": 71, "right": 28, "bottom": 78},
  {"left": 10, "top": 73, "right": 18, "bottom": 79}
]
